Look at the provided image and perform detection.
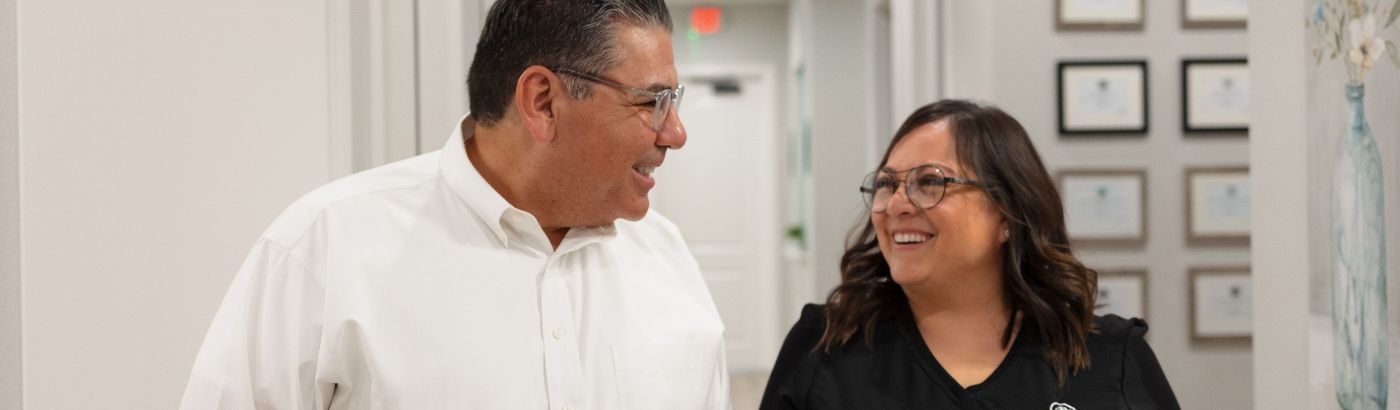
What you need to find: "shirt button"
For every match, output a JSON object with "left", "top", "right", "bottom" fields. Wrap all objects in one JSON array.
[
  {"left": 562, "top": 404, "right": 574, "bottom": 410},
  {"left": 552, "top": 328, "right": 563, "bottom": 339}
]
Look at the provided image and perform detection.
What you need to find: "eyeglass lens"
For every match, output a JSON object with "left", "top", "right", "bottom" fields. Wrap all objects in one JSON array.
[
  {"left": 651, "top": 86, "right": 684, "bottom": 131},
  {"left": 862, "top": 166, "right": 949, "bottom": 213}
]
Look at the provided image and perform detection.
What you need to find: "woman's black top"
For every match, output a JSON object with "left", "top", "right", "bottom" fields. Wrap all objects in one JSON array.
[{"left": 759, "top": 304, "right": 1180, "bottom": 410}]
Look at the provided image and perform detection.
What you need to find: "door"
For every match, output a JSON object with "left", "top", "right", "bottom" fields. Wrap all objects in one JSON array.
[{"left": 651, "top": 65, "right": 782, "bottom": 371}]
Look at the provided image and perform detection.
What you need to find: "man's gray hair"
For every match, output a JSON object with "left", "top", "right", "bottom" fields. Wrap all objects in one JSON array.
[{"left": 466, "top": 0, "right": 674, "bottom": 125}]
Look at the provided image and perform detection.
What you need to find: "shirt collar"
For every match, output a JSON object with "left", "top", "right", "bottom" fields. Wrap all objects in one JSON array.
[
  {"left": 439, "top": 114, "right": 514, "bottom": 245},
  {"left": 438, "top": 114, "right": 618, "bottom": 250}
]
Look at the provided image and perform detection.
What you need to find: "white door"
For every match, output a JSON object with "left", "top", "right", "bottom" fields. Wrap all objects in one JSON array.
[{"left": 651, "top": 65, "right": 783, "bottom": 371}]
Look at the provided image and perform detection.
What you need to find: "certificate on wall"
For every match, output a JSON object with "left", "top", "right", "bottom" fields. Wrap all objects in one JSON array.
[
  {"left": 1183, "top": 58, "right": 1249, "bottom": 133},
  {"left": 1058, "top": 170, "right": 1147, "bottom": 245},
  {"left": 1183, "top": 0, "right": 1247, "bottom": 28},
  {"left": 1191, "top": 268, "right": 1252, "bottom": 342},
  {"left": 1058, "top": 61, "right": 1149, "bottom": 135},
  {"left": 1095, "top": 270, "right": 1147, "bottom": 321},
  {"left": 1186, "top": 167, "right": 1250, "bottom": 244},
  {"left": 1056, "top": 0, "right": 1145, "bottom": 30}
]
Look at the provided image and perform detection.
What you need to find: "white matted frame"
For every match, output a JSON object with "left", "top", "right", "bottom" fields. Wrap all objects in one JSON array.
[
  {"left": 1057, "top": 60, "right": 1149, "bottom": 135},
  {"left": 1057, "top": 169, "right": 1148, "bottom": 246},
  {"left": 1095, "top": 270, "right": 1148, "bottom": 322},
  {"left": 1182, "top": 58, "right": 1249, "bottom": 133},
  {"left": 1055, "top": 0, "right": 1145, "bottom": 31},
  {"left": 1185, "top": 166, "right": 1251, "bottom": 245},
  {"left": 1190, "top": 267, "right": 1252, "bottom": 343},
  {"left": 1182, "top": 0, "right": 1247, "bottom": 29}
]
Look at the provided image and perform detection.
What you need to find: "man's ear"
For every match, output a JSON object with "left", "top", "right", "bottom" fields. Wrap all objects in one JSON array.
[{"left": 514, "top": 65, "right": 561, "bottom": 143}]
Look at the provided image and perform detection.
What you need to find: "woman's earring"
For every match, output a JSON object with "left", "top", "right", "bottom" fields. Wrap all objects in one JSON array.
[{"left": 1003, "top": 228, "right": 1011, "bottom": 239}]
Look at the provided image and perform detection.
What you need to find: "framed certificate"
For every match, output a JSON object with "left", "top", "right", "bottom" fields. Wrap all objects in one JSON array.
[
  {"left": 1056, "top": 0, "right": 1145, "bottom": 31},
  {"left": 1095, "top": 270, "right": 1148, "bottom": 322},
  {"left": 1182, "top": 58, "right": 1249, "bottom": 133},
  {"left": 1190, "top": 267, "right": 1252, "bottom": 343},
  {"left": 1057, "top": 61, "right": 1149, "bottom": 135},
  {"left": 1182, "top": 0, "right": 1247, "bottom": 29},
  {"left": 1057, "top": 169, "right": 1147, "bottom": 246},
  {"left": 1185, "top": 167, "right": 1250, "bottom": 245}
]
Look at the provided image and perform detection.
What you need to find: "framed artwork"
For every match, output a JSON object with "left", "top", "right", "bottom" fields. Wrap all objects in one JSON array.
[
  {"left": 1182, "top": 0, "right": 1247, "bottom": 28},
  {"left": 1185, "top": 167, "right": 1251, "bottom": 245},
  {"left": 1057, "top": 169, "right": 1148, "bottom": 246},
  {"left": 1182, "top": 58, "right": 1249, "bottom": 133},
  {"left": 1190, "top": 267, "right": 1252, "bottom": 343},
  {"left": 1057, "top": 60, "right": 1150, "bottom": 135},
  {"left": 1095, "top": 270, "right": 1148, "bottom": 322},
  {"left": 1056, "top": 0, "right": 1145, "bottom": 31}
]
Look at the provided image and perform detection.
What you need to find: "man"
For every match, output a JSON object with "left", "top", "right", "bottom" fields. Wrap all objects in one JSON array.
[{"left": 180, "top": 1, "right": 730, "bottom": 408}]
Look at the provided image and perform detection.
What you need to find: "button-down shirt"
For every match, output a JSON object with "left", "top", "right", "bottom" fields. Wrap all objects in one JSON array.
[{"left": 180, "top": 115, "right": 730, "bottom": 410}]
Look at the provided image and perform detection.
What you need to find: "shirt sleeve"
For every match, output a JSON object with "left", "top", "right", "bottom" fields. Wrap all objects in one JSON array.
[
  {"left": 1120, "top": 319, "right": 1181, "bottom": 410},
  {"left": 179, "top": 238, "right": 331, "bottom": 410},
  {"left": 710, "top": 339, "right": 734, "bottom": 410},
  {"left": 759, "top": 304, "right": 826, "bottom": 410}
]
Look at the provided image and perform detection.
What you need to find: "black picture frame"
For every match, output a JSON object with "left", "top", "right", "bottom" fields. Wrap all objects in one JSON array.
[
  {"left": 1181, "top": 58, "right": 1249, "bottom": 134},
  {"left": 1057, "top": 60, "right": 1150, "bottom": 136}
]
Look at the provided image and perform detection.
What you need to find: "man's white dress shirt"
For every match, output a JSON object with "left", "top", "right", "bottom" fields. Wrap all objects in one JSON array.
[{"left": 180, "top": 115, "right": 730, "bottom": 410}]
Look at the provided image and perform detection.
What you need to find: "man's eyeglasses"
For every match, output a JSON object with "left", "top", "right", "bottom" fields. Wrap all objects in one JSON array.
[
  {"left": 554, "top": 67, "right": 685, "bottom": 132},
  {"left": 859, "top": 165, "right": 994, "bottom": 213}
]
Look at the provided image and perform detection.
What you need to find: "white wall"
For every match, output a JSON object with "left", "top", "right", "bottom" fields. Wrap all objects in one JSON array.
[
  {"left": 1, "top": 0, "right": 19, "bottom": 408},
  {"left": 670, "top": 4, "right": 789, "bottom": 80},
  {"left": 947, "top": 1, "right": 1253, "bottom": 408},
  {"left": 18, "top": 1, "right": 334, "bottom": 408},
  {"left": 805, "top": 0, "right": 874, "bottom": 308},
  {"left": 1249, "top": 1, "right": 1311, "bottom": 407}
]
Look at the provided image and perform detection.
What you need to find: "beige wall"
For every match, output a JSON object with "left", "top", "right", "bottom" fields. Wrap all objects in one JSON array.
[
  {"left": 1, "top": 0, "right": 19, "bottom": 408},
  {"left": 947, "top": 1, "right": 1253, "bottom": 408},
  {"left": 18, "top": 1, "right": 334, "bottom": 408},
  {"left": 1250, "top": 1, "right": 1311, "bottom": 407}
]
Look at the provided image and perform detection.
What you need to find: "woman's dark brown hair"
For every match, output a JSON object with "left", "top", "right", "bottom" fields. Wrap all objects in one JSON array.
[{"left": 816, "top": 99, "right": 1098, "bottom": 386}]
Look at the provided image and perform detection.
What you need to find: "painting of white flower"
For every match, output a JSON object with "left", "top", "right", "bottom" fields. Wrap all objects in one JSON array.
[
  {"left": 1348, "top": 14, "right": 1387, "bottom": 74},
  {"left": 1310, "top": 0, "right": 1400, "bottom": 82}
]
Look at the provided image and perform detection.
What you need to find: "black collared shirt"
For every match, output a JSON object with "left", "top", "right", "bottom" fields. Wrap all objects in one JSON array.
[{"left": 760, "top": 304, "right": 1180, "bottom": 409}]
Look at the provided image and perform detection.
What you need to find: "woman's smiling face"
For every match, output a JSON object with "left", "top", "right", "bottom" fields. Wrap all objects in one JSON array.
[{"left": 871, "top": 120, "right": 1006, "bottom": 290}]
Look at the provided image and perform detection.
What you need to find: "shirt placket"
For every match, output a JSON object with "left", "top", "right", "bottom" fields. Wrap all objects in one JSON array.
[{"left": 540, "top": 253, "right": 583, "bottom": 410}]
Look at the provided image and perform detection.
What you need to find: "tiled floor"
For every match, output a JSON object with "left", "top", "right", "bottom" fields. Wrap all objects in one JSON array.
[{"left": 731, "top": 370, "right": 770, "bottom": 410}]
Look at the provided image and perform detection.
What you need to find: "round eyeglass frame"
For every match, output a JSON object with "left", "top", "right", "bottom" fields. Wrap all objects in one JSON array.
[{"left": 859, "top": 165, "right": 995, "bottom": 213}]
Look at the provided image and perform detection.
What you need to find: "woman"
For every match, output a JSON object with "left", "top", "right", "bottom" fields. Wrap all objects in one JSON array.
[{"left": 760, "top": 100, "right": 1178, "bottom": 409}]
